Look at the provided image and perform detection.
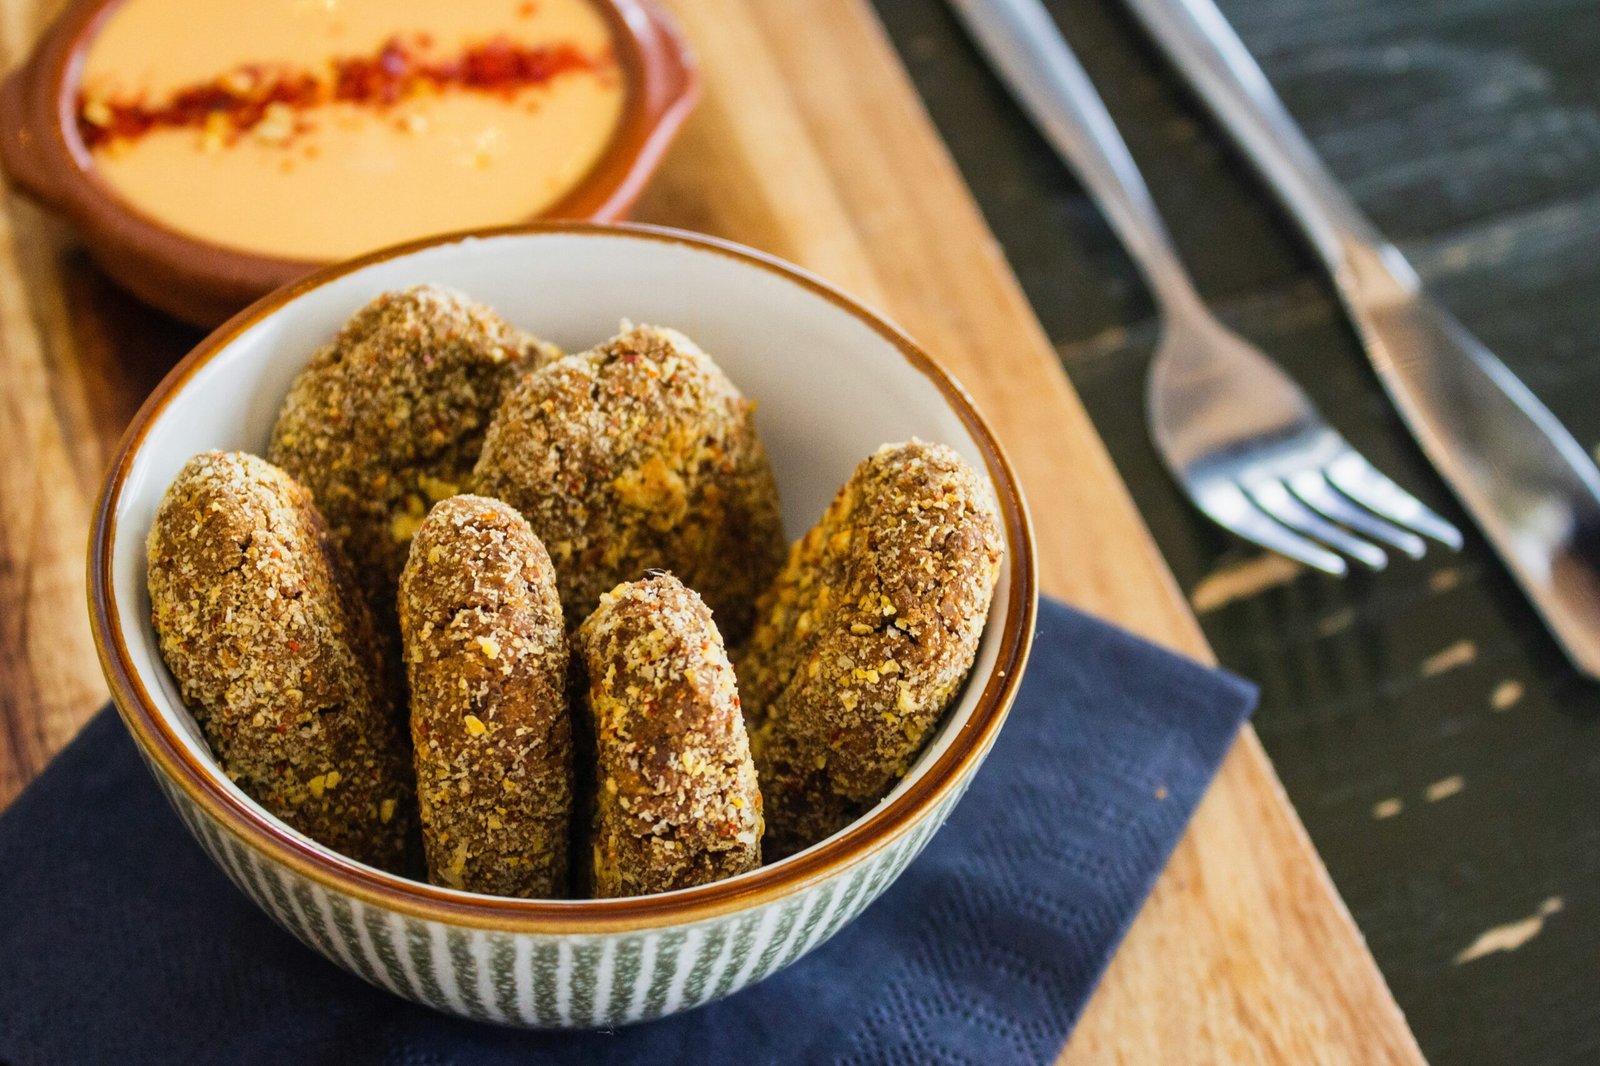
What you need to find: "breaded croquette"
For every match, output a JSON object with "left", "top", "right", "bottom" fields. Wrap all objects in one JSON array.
[
  {"left": 736, "top": 441, "right": 1003, "bottom": 858},
  {"left": 472, "top": 324, "right": 785, "bottom": 639},
  {"left": 146, "top": 450, "right": 418, "bottom": 872},
  {"left": 577, "top": 573, "right": 763, "bottom": 897},
  {"left": 269, "top": 285, "right": 558, "bottom": 626},
  {"left": 398, "top": 495, "right": 573, "bottom": 896}
]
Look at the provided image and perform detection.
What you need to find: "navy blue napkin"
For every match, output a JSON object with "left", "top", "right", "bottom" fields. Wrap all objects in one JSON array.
[{"left": 0, "top": 597, "right": 1253, "bottom": 1065}]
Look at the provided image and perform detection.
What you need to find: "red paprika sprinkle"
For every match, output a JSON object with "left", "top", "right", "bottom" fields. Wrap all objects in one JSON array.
[{"left": 77, "top": 33, "right": 613, "bottom": 150}]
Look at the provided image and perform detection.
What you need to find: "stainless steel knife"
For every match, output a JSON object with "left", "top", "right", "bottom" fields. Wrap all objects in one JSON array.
[{"left": 1097, "top": 0, "right": 1600, "bottom": 677}]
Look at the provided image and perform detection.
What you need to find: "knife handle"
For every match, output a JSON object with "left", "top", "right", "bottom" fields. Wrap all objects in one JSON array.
[{"left": 1121, "top": 0, "right": 1417, "bottom": 294}]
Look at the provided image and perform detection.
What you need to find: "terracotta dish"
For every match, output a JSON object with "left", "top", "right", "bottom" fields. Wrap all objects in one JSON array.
[{"left": 0, "top": 0, "right": 696, "bottom": 325}]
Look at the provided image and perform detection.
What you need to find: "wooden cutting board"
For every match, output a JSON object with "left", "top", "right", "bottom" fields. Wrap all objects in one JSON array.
[{"left": 0, "top": 0, "right": 1424, "bottom": 1060}]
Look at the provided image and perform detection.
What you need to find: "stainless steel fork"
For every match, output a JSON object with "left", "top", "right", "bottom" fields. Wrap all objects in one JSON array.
[
  {"left": 1120, "top": 0, "right": 1600, "bottom": 677},
  {"left": 948, "top": 0, "right": 1461, "bottom": 575}
]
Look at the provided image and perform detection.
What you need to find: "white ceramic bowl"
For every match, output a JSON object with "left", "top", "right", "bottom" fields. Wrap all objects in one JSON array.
[{"left": 89, "top": 223, "right": 1037, "bottom": 1028}]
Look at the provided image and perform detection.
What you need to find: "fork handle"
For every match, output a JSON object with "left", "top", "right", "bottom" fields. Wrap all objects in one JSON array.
[
  {"left": 948, "top": 0, "right": 1206, "bottom": 315},
  {"left": 1120, "top": 0, "right": 1419, "bottom": 296}
]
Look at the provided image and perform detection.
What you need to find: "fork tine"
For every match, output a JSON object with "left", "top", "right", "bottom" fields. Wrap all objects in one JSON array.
[
  {"left": 1326, "top": 451, "right": 1464, "bottom": 549},
  {"left": 1247, "top": 479, "right": 1388, "bottom": 569},
  {"left": 1287, "top": 469, "right": 1427, "bottom": 559},
  {"left": 1194, "top": 479, "right": 1348, "bottom": 574}
]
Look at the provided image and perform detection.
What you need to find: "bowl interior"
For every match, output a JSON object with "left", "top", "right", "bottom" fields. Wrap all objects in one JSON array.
[{"left": 105, "top": 227, "right": 1026, "bottom": 898}]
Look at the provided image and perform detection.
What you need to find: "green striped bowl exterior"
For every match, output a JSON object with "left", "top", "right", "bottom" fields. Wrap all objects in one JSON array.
[{"left": 148, "top": 765, "right": 966, "bottom": 1027}]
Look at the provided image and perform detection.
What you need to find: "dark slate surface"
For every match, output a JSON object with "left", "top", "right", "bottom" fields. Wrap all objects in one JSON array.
[{"left": 869, "top": 0, "right": 1600, "bottom": 1062}]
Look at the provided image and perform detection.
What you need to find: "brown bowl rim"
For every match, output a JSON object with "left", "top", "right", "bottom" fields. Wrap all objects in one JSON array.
[
  {"left": 88, "top": 221, "right": 1039, "bottom": 934},
  {"left": 0, "top": 0, "right": 698, "bottom": 316}
]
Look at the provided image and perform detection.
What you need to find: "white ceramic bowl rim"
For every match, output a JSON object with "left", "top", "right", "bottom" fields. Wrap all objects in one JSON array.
[{"left": 88, "top": 221, "right": 1038, "bottom": 934}]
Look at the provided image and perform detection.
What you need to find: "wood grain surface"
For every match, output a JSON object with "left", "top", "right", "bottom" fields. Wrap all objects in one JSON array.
[
  {"left": 0, "top": 0, "right": 1423, "bottom": 1060},
  {"left": 873, "top": 0, "right": 1600, "bottom": 1061}
]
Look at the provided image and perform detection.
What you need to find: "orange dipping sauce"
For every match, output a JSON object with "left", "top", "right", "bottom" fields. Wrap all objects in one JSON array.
[{"left": 77, "top": 0, "right": 626, "bottom": 261}]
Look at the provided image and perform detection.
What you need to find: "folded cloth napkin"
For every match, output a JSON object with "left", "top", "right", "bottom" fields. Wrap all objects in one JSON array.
[{"left": 0, "top": 597, "right": 1253, "bottom": 1065}]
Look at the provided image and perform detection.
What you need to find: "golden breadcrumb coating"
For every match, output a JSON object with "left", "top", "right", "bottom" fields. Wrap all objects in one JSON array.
[
  {"left": 268, "top": 285, "right": 558, "bottom": 627},
  {"left": 577, "top": 573, "right": 763, "bottom": 897},
  {"left": 472, "top": 324, "right": 785, "bottom": 639},
  {"left": 398, "top": 495, "right": 573, "bottom": 897},
  {"left": 146, "top": 450, "right": 418, "bottom": 872},
  {"left": 737, "top": 441, "right": 1003, "bottom": 858}
]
